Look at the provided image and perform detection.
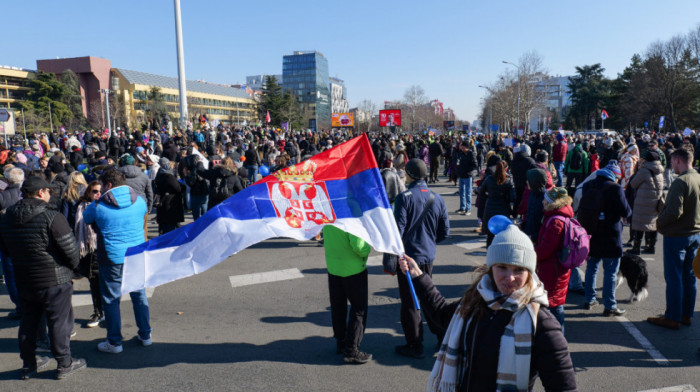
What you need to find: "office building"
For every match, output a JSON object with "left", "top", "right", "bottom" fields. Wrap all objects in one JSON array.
[
  {"left": 282, "top": 51, "right": 330, "bottom": 131},
  {"left": 0, "top": 65, "right": 36, "bottom": 109},
  {"left": 246, "top": 74, "right": 283, "bottom": 91},
  {"left": 329, "top": 77, "right": 348, "bottom": 114}
]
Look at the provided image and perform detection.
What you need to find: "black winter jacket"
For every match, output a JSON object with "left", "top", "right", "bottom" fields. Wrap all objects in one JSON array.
[
  {"left": 455, "top": 150, "right": 478, "bottom": 178},
  {"left": 511, "top": 152, "right": 538, "bottom": 193},
  {"left": 201, "top": 165, "right": 243, "bottom": 208},
  {"left": 0, "top": 198, "right": 79, "bottom": 290},
  {"left": 580, "top": 175, "right": 632, "bottom": 258},
  {"left": 414, "top": 274, "right": 577, "bottom": 392},
  {"left": 154, "top": 170, "right": 185, "bottom": 226}
]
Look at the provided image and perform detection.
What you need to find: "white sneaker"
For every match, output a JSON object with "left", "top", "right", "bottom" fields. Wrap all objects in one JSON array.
[
  {"left": 97, "top": 340, "right": 123, "bottom": 354},
  {"left": 137, "top": 335, "right": 152, "bottom": 346}
]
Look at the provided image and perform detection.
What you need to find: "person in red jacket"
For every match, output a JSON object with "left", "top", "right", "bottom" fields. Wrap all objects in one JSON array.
[
  {"left": 552, "top": 134, "right": 568, "bottom": 187},
  {"left": 534, "top": 187, "right": 573, "bottom": 331}
]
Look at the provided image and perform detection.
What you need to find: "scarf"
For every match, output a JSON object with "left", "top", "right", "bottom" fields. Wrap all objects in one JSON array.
[
  {"left": 427, "top": 275, "right": 549, "bottom": 392},
  {"left": 75, "top": 201, "right": 97, "bottom": 258}
]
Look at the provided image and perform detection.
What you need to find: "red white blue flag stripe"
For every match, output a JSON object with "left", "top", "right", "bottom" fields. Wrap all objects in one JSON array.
[
  {"left": 121, "top": 135, "right": 404, "bottom": 294},
  {"left": 601, "top": 110, "right": 609, "bottom": 120}
]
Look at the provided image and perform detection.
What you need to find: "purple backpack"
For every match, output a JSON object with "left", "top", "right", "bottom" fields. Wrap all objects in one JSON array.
[{"left": 547, "top": 216, "right": 590, "bottom": 269}]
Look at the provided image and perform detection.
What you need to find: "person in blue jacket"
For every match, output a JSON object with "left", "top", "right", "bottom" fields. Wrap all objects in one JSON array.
[
  {"left": 83, "top": 169, "right": 151, "bottom": 354},
  {"left": 393, "top": 159, "right": 450, "bottom": 359}
]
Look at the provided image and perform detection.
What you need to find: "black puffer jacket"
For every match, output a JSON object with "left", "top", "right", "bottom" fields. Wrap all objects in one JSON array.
[
  {"left": 201, "top": 165, "right": 243, "bottom": 208},
  {"left": 414, "top": 274, "right": 577, "bottom": 392},
  {"left": 154, "top": 169, "right": 185, "bottom": 226},
  {"left": 0, "top": 198, "right": 79, "bottom": 290}
]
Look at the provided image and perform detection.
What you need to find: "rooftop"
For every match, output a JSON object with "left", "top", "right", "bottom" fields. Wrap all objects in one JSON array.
[{"left": 115, "top": 68, "right": 251, "bottom": 99}]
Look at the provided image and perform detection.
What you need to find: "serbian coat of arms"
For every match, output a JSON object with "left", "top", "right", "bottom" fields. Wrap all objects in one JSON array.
[{"left": 267, "top": 160, "right": 336, "bottom": 229}]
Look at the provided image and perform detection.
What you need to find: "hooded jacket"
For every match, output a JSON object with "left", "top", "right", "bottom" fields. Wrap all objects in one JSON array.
[
  {"left": 118, "top": 164, "right": 154, "bottom": 211},
  {"left": 83, "top": 185, "right": 147, "bottom": 265},
  {"left": 580, "top": 174, "right": 632, "bottom": 258},
  {"left": 564, "top": 144, "right": 588, "bottom": 175},
  {"left": 535, "top": 202, "right": 574, "bottom": 307},
  {"left": 630, "top": 161, "right": 664, "bottom": 232},
  {"left": 0, "top": 198, "right": 79, "bottom": 290}
]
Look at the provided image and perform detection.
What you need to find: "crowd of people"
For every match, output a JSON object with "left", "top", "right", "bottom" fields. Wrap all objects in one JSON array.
[{"left": 1, "top": 122, "right": 699, "bottom": 389}]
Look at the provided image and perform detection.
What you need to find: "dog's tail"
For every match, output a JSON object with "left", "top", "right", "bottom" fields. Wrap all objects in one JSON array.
[{"left": 636, "top": 287, "right": 649, "bottom": 302}]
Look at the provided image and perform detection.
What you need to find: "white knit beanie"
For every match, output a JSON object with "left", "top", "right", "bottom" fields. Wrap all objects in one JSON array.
[{"left": 486, "top": 225, "right": 537, "bottom": 274}]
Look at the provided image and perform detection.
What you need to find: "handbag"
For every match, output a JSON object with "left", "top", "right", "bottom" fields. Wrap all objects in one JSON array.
[{"left": 383, "top": 192, "right": 436, "bottom": 275}]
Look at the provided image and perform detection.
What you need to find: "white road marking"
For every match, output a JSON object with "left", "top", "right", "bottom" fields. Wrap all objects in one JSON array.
[
  {"left": 638, "top": 385, "right": 697, "bottom": 392},
  {"left": 643, "top": 257, "right": 655, "bottom": 262},
  {"left": 72, "top": 287, "right": 154, "bottom": 307},
  {"left": 454, "top": 239, "right": 486, "bottom": 250},
  {"left": 229, "top": 268, "right": 304, "bottom": 288},
  {"left": 367, "top": 255, "right": 383, "bottom": 266},
  {"left": 616, "top": 316, "right": 670, "bottom": 366}
]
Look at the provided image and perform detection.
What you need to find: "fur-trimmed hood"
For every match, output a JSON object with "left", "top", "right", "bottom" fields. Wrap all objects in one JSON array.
[{"left": 544, "top": 196, "right": 573, "bottom": 213}]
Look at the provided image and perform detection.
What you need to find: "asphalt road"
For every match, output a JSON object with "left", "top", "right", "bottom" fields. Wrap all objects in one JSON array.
[{"left": 1, "top": 177, "right": 700, "bottom": 391}]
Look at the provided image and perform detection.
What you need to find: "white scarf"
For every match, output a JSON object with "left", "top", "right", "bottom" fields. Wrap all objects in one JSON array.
[
  {"left": 75, "top": 201, "right": 97, "bottom": 258},
  {"left": 427, "top": 274, "right": 549, "bottom": 392}
]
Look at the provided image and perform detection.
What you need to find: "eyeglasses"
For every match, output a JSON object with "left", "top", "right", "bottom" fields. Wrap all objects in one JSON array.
[{"left": 91, "top": 190, "right": 101, "bottom": 194}]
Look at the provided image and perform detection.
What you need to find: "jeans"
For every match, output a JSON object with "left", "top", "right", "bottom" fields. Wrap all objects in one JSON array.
[
  {"left": 585, "top": 257, "right": 621, "bottom": 310},
  {"left": 328, "top": 270, "right": 368, "bottom": 354},
  {"left": 662, "top": 234, "right": 700, "bottom": 322},
  {"left": 554, "top": 162, "right": 565, "bottom": 187},
  {"left": 458, "top": 177, "right": 473, "bottom": 212},
  {"left": 190, "top": 194, "right": 208, "bottom": 220},
  {"left": 247, "top": 165, "right": 258, "bottom": 184},
  {"left": 1, "top": 254, "right": 19, "bottom": 310},
  {"left": 549, "top": 305, "right": 565, "bottom": 334},
  {"left": 569, "top": 267, "right": 584, "bottom": 291},
  {"left": 99, "top": 264, "right": 151, "bottom": 346}
]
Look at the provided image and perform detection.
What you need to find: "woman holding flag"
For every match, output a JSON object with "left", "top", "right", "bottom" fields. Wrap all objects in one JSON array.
[{"left": 399, "top": 223, "right": 576, "bottom": 392}]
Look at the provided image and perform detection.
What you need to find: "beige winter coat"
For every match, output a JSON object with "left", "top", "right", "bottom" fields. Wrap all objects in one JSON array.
[{"left": 630, "top": 161, "right": 664, "bottom": 232}]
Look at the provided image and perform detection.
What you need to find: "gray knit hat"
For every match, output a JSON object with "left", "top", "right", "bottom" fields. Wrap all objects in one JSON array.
[{"left": 486, "top": 225, "right": 537, "bottom": 274}]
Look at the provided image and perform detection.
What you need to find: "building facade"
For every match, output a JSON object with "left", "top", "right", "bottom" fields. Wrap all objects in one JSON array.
[
  {"left": 112, "top": 68, "right": 257, "bottom": 128},
  {"left": 282, "top": 51, "right": 330, "bottom": 131},
  {"left": 0, "top": 65, "right": 35, "bottom": 109},
  {"left": 329, "top": 77, "right": 348, "bottom": 114},
  {"left": 246, "top": 74, "right": 283, "bottom": 91},
  {"left": 37, "top": 56, "right": 112, "bottom": 125},
  {"left": 529, "top": 75, "right": 573, "bottom": 131}
]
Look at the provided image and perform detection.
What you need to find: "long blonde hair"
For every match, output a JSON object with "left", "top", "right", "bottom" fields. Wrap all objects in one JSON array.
[{"left": 65, "top": 171, "right": 87, "bottom": 203}]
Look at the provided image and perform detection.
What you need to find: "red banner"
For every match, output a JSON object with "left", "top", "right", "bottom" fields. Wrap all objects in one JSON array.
[{"left": 379, "top": 109, "right": 401, "bottom": 127}]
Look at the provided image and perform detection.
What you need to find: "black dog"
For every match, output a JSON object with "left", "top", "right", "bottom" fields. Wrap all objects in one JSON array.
[{"left": 617, "top": 253, "right": 649, "bottom": 302}]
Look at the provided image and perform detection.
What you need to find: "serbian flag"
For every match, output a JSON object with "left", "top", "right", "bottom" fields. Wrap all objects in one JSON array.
[
  {"left": 601, "top": 110, "right": 609, "bottom": 120},
  {"left": 121, "top": 135, "right": 404, "bottom": 294},
  {"left": 266, "top": 110, "right": 271, "bottom": 124}
]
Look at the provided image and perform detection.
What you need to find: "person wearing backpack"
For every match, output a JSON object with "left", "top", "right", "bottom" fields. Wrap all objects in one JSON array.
[
  {"left": 579, "top": 165, "right": 631, "bottom": 317},
  {"left": 563, "top": 140, "right": 588, "bottom": 198},
  {"left": 535, "top": 188, "right": 575, "bottom": 330}
]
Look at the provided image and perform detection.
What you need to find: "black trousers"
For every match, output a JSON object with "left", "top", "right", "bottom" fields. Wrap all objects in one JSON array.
[
  {"left": 328, "top": 270, "right": 368, "bottom": 354},
  {"left": 397, "top": 263, "right": 443, "bottom": 345},
  {"left": 429, "top": 157, "right": 440, "bottom": 181},
  {"left": 78, "top": 253, "right": 102, "bottom": 315},
  {"left": 18, "top": 282, "right": 74, "bottom": 368},
  {"left": 565, "top": 172, "right": 584, "bottom": 196}
]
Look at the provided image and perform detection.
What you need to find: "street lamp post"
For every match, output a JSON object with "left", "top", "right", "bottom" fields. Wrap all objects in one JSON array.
[
  {"left": 100, "top": 89, "right": 112, "bottom": 137},
  {"left": 478, "top": 85, "right": 493, "bottom": 134},
  {"left": 502, "top": 61, "right": 520, "bottom": 133},
  {"left": 174, "top": 0, "right": 188, "bottom": 129}
]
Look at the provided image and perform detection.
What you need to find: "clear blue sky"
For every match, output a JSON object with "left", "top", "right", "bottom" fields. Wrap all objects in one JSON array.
[{"left": 6, "top": 0, "right": 700, "bottom": 122}]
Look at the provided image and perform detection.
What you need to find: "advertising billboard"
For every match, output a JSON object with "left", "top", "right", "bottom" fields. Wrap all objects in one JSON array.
[
  {"left": 331, "top": 112, "right": 354, "bottom": 127},
  {"left": 379, "top": 109, "right": 401, "bottom": 127},
  {"left": 443, "top": 121, "right": 455, "bottom": 130}
]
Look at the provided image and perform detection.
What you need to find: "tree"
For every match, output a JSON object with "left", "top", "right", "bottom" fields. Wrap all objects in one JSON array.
[
  {"left": 566, "top": 64, "right": 610, "bottom": 130},
  {"left": 60, "top": 69, "right": 87, "bottom": 130},
  {"left": 15, "top": 71, "right": 74, "bottom": 130},
  {"left": 403, "top": 85, "right": 429, "bottom": 133},
  {"left": 357, "top": 99, "right": 377, "bottom": 133},
  {"left": 147, "top": 86, "right": 168, "bottom": 126},
  {"left": 279, "top": 90, "right": 304, "bottom": 130},
  {"left": 259, "top": 75, "right": 284, "bottom": 125}
]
